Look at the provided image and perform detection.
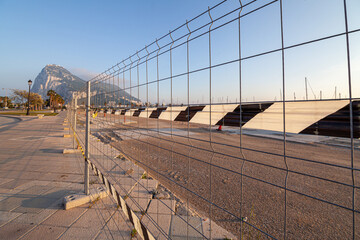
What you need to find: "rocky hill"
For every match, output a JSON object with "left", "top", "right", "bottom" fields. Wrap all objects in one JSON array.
[{"left": 31, "top": 65, "right": 139, "bottom": 105}]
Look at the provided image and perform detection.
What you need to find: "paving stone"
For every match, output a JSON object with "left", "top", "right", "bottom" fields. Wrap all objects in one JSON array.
[
  {"left": 95, "top": 228, "right": 142, "bottom": 240},
  {"left": 112, "top": 176, "right": 138, "bottom": 197},
  {"left": 11, "top": 180, "right": 51, "bottom": 192},
  {"left": 0, "top": 222, "right": 33, "bottom": 240},
  {"left": 202, "top": 218, "right": 237, "bottom": 240},
  {"left": 126, "top": 198, "right": 151, "bottom": 213},
  {"left": 99, "top": 209, "right": 133, "bottom": 232},
  {"left": 13, "top": 197, "right": 59, "bottom": 214},
  {"left": 17, "top": 185, "right": 54, "bottom": 196},
  {"left": 0, "top": 196, "right": 29, "bottom": 211},
  {"left": 169, "top": 215, "right": 204, "bottom": 240},
  {"left": 58, "top": 226, "right": 100, "bottom": 240},
  {"left": 0, "top": 112, "right": 139, "bottom": 239},
  {"left": 41, "top": 205, "right": 89, "bottom": 227},
  {"left": 142, "top": 199, "right": 175, "bottom": 239},
  {"left": 71, "top": 207, "right": 114, "bottom": 229},
  {"left": 0, "top": 211, "right": 23, "bottom": 224},
  {"left": 0, "top": 187, "right": 24, "bottom": 198},
  {"left": 42, "top": 188, "right": 77, "bottom": 200},
  {"left": 0, "top": 179, "right": 14, "bottom": 188},
  {"left": 0, "top": 179, "right": 29, "bottom": 189},
  {"left": 126, "top": 179, "right": 158, "bottom": 212},
  {"left": 21, "top": 225, "right": 67, "bottom": 240},
  {"left": 11, "top": 199, "right": 63, "bottom": 225},
  {"left": 11, "top": 208, "right": 57, "bottom": 225}
]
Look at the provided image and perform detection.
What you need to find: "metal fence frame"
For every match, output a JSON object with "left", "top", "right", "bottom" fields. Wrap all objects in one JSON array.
[{"left": 67, "top": 0, "right": 359, "bottom": 239}]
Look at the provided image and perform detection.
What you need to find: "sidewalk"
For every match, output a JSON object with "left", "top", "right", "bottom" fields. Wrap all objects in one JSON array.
[{"left": 0, "top": 113, "right": 135, "bottom": 239}]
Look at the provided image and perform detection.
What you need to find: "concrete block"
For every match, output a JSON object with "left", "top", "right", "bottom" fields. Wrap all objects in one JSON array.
[
  {"left": 125, "top": 110, "right": 134, "bottom": 116},
  {"left": 147, "top": 199, "right": 175, "bottom": 215},
  {"left": 190, "top": 104, "right": 238, "bottom": 125},
  {"left": 138, "top": 108, "right": 157, "bottom": 118},
  {"left": 63, "top": 149, "right": 80, "bottom": 154},
  {"left": 202, "top": 218, "right": 237, "bottom": 240},
  {"left": 63, "top": 185, "right": 109, "bottom": 210},
  {"left": 159, "top": 106, "right": 187, "bottom": 121},
  {"left": 126, "top": 179, "right": 158, "bottom": 212},
  {"left": 243, "top": 100, "right": 349, "bottom": 133},
  {"left": 142, "top": 199, "right": 176, "bottom": 239},
  {"left": 113, "top": 176, "right": 139, "bottom": 197},
  {"left": 169, "top": 215, "right": 204, "bottom": 239}
]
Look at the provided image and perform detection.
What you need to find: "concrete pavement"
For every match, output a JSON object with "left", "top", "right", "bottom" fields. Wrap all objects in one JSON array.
[{"left": 0, "top": 113, "right": 137, "bottom": 239}]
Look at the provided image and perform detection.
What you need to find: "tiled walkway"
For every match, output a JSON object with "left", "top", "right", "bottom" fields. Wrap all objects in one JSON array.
[{"left": 0, "top": 113, "right": 136, "bottom": 239}]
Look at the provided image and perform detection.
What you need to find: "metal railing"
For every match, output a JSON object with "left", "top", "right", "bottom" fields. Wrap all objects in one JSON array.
[{"left": 67, "top": 0, "right": 359, "bottom": 239}]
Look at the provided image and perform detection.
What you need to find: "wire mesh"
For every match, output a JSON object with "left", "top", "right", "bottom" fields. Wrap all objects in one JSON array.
[{"left": 68, "top": 0, "right": 359, "bottom": 239}]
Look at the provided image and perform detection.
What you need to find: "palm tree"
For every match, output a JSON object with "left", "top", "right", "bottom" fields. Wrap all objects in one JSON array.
[
  {"left": 55, "top": 94, "right": 65, "bottom": 110},
  {"left": 47, "top": 90, "right": 64, "bottom": 112},
  {"left": 47, "top": 90, "right": 56, "bottom": 110}
]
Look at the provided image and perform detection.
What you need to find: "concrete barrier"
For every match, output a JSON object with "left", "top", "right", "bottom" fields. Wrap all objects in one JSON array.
[
  {"left": 138, "top": 108, "right": 157, "bottom": 118},
  {"left": 243, "top": 100, "right": 349, "bottom": 134},
  {"left": 159, "top": 106, "right": 187, "bottom": 121},
  {"left": 103, "top": 100, "right": 358, "bottom": 138},
  {"left": 190, "top": 104, "right": 238, "bottom": 125},
  {"left": 125, "top": 109, "right": 134, "bottom": 116}
]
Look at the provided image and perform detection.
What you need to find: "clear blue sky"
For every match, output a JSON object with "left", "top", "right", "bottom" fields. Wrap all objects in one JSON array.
[{"left": 0, "top": 0, "right": 359, "bottom": 103}]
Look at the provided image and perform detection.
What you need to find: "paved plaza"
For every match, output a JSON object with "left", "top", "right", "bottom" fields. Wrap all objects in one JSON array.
[{"left": 0, "top": 113, "right": 136, "bottom": 240}]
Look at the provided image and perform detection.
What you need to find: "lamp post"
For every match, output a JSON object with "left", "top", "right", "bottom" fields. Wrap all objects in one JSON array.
[{"left": 26, "top": 80, "right": 32, "bottom": 115}]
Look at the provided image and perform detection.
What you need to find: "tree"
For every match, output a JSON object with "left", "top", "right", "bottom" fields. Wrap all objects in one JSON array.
[
  {"left": 55, "top": 94, "right": 65, "bottom": 109},
  {"left": 47, "top": 90, "right": 56, "bottom": 110},
  {"left": 31, "top": 93, "right": 44, "bottom": 110},
  {"left": 0, "top": 96, "right": 12, "bottom": 108},
  {"left": 12, "top": 89, "right": 43, "bottom": 110},
  {"left": 12, "top": 89, "right": 28, "bottom": 105},
  {"left": 47, "top": 90, "right": 64, "bottom": 111}
]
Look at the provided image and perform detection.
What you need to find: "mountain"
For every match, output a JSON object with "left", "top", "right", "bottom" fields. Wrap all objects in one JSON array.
[
  {"left": 32, "top": 64, "right": 139, "bottom": 105},
  {"left": 32, "top": 64, "right": 85, "bottom": 101}
]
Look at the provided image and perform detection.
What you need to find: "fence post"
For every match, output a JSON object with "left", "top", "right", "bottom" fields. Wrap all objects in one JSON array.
[
  {"left": 73, "top": 92, "right": 77, "bottom": 149},
  {"left": 85, "top": 81, "right": 90, "bottom": 195}
]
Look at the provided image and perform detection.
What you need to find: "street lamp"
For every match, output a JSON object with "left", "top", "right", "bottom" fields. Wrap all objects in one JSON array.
[{"left": 26, "top": 80, "right": 32, "bottom": 115}]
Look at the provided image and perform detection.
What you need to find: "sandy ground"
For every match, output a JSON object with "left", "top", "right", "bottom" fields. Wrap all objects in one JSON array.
[{"left": 86, "top": 114, "right": 359, "bottom": 239}]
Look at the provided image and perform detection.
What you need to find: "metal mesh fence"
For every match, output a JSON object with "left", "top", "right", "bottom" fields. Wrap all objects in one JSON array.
[{"left": 67, "top": 0, "right": 359, "bottom": 239}]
